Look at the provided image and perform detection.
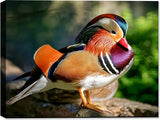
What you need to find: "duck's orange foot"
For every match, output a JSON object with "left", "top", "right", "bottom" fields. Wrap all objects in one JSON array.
[{"left": 82, "top": 103, "right": 112, "bottom": 114}]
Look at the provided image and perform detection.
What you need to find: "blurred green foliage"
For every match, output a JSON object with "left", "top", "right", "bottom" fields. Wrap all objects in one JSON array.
[
  {"left": 5, "top": 1, "right": 158, "bottom": 105},
  {"left": 115, "top": 10, "right": 158, "bottom": 105}
]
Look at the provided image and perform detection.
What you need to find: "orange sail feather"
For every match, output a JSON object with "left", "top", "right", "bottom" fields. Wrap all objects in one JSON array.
[{"left": 34, "top": 44, "right": 63, "bottom": 76}]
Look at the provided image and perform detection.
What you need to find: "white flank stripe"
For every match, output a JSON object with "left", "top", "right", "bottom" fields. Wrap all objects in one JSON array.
[
  {"left": 105, "top": 53, "right": 119, "bottom": 74},
  {"left": 100, "top": 52, "right": 113, "bottom": 74}
]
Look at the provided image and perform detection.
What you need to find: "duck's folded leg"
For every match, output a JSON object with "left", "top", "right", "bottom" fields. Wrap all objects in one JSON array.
[{"left": 79, "top": 88, "right": 106, "bottom": 113}]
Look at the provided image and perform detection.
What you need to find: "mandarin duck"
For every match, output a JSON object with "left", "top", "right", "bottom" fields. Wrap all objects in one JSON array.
[{"left": 6, "top": 14, "right": 134, "bottom": 113}]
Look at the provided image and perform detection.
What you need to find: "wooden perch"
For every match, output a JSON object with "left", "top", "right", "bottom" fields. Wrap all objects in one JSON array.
[{"left": 76, "top": 97, "right": 158, "bottom": 117}]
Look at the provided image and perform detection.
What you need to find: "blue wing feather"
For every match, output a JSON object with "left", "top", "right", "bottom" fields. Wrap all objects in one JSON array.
[{"left": 58, "top": 43, "right": 85, "bottom": 53}]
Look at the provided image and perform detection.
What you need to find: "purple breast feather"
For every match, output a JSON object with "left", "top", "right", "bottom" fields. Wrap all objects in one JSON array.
[{"left": 110, "top": 44, "right": 134, "bottom": 72}]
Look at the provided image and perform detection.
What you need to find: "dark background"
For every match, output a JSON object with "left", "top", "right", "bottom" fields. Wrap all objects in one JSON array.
[{"left": 4, "top": 1, "right": 158, "bottom": 105}]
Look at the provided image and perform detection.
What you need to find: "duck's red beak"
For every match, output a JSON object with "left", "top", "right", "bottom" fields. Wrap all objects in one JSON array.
[{"left": 118, "top": 38, "right": 131, "bottom": 50}]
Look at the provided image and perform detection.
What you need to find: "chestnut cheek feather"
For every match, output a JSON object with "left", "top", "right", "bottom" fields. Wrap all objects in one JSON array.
[
  {"left": 110, "top": 44, "right": 134, "bottom": 72},
  {"left": 85, "top": 29, "right": 115, "bottom": 56}
]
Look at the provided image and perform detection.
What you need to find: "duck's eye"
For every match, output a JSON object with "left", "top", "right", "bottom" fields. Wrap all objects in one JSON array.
[{"left": 111, "top": 30, "right": 116, "bottom": 34}]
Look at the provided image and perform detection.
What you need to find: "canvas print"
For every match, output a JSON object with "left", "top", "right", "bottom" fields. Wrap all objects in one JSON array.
[{"left": 1, "top": 1, "right": 158, "bottom": 117}]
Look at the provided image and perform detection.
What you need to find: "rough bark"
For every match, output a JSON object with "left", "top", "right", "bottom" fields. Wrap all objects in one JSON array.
[
  {"left": 6, "top": 80, "right": 158, "bottom": 117},
  {"left": 76, "top": 97, "right": 158, "bottom": 117}
]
